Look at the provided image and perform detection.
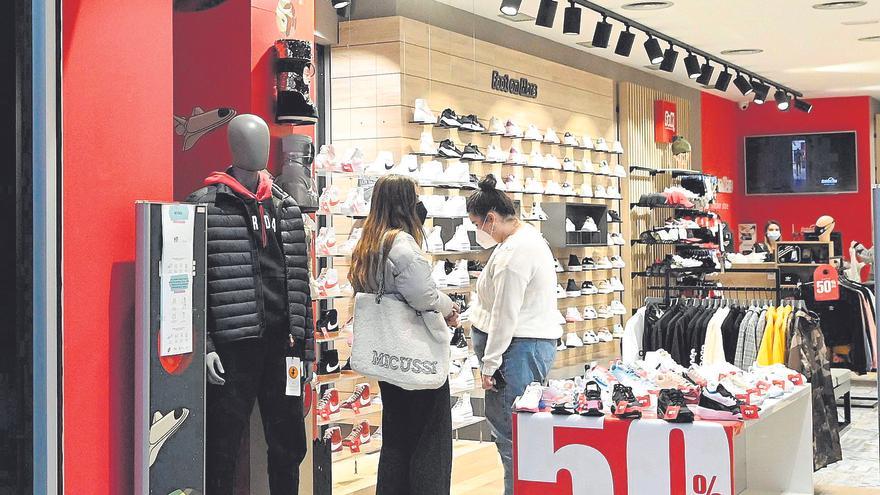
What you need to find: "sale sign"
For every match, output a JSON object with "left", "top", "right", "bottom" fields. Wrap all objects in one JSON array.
[
  {"left": 654, "top": 100, "right": 677, "bottom": 143},
  {"left": 813, "top": 264, "right": 840, "bottom": 301},
  {"left": 514, "top": 413, "right": 735, "bottom": 495}
]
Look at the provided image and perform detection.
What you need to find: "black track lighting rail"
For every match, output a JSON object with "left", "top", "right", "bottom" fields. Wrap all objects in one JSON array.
[{"left": 572, "top": 0, "right": 803, "bottom": 98}]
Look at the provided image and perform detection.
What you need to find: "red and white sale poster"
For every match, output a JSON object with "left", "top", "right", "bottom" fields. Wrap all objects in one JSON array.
[
  {"left": 513, "top": 413, "right": 736, "bottom": 495},
  {"left": 813, "top": 264, "right": 840, "bottom": 301}
]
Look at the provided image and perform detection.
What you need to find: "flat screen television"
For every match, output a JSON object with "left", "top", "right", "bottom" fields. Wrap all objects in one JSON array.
[{"left": 744, "top": 131, "right": 857, "bottom": 195}]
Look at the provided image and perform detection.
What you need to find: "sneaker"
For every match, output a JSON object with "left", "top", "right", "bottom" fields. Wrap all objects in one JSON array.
[
  {"left": 582, "top": 281, "right": 598, "bottom": 295},
  {"left": 658, "top": 389, "right": 694, "bottom": 423},
  {"left": 317, "top": 388, "right": 340, "bottom": 418},
  {"left": 504, "top": 175, "right": 524, "bottom": 192},
  {"left": 598, "top": 160, "right": 612, "bottom": 175},
  {"left": 563, "top": 132, "right": 579, "bottom": 147},
  {"left": 524, "top": 124, "right": 543, "bottom": 141},
  {"left": 461, "top": 143, "right": 484, "bottom": 161},
  {"left": 438, "top": 139, "right": 463, "bottom": 158},
  {"left": 448, "top": 259, "right": 471, "bottom": 287},
  {"left": 582, "top": 256, "right": 596, "bottom": 270},
  {"left": 582, "top": 330, "right": 599, "bottom": 345},
  {"left": 606, "top": 186, "right": 622, "bottom": 199},
  {"left": 543, "top": 155, "right": 561, "bottom": 170},
  {"left": 564, "top": 332, "right": 584, "bottom": 348},
  {"left": 594, "top": 185, "right": 607, "bottom": 198},
  {"left": 583, "top": 306, "right": 598, "bottom": 319},
  {"left": 440, "top": 161, "right": 470, "bottom": 186},
  {"left": 341, "top": 383, "right": 372, "bottom": 410},
  {"left": 340, "top": 148, "right": 366, "bottom": 173},
  {"left": 339, "top": 187, "right": 369, "bottom": 217},
  {"left": 610, "top": 300, "right": 626, "bottom": 315},
  {"left": 556, "top": 284, "right": 566, "bottom": 299},
  {"left": 561, "top": 157, "right": 577, "bottom": 172},
  {"left": 418, "top": 160, "right": 445, "bottom": 186},
  {"left": 597, "top": 305, "right": 611, "bottom": 318},
  {"left": 316, "top": 226, "right": 337, "bottom": 256},
  {"left": 507, "top": 147, "right": 526, "bottom": 165},
  {"left": 595, "top": 138, "right": 609, "bottom": 152},
  {"left": 694, "top": 384, "right": 743, "bottom": 421},
  {"left": 612, "top": 323, "right": 624, "bottom": 338},
  {"left": 578, "top": 183, "right": 593, "bottom": 198},
  {"left": 592, "top": 256, "right": 609, "bottom": 269},
  {"left": 608, "top": 210, "right": 622, "bottom": 222},
  {"left": 565, "top": 218, "right": 577, "bottom": 232},
  {"left": 544, "top": 128, "right": 560, "bottom": 144},
  {"left": 611, "top": 384, "right": 642, "bottom": 419},
  {"left": 364, "top": 150, "right": 395, "bottom": 175},
  {"left": 565, "top": 307, "right": 584, "bottom": 322},
  {"left": 421, "top": 195, "right": 444, "bottom": 217},
  {"left": 488, "top": 116, "right": 505, "bottom": 135},
  {"left": 579, "top": 158, "right": 595, "bottom": 173},
  {"left": 439, "top": 108, "right": 462, "bottom": 128},
  {"left": 557, "top": 311, "right": 568, "bottom": 325},
  {"left": 426, "top": 225, "right": 444, "bottom": 252},
  {"left": 315, "top": 144, "right": 339, "bottom": 172},
  {"left": 413, "top": 99, "right": 437, "bottom": 124},
  {"left": 466, "top": 260, "right": 484, "bottom": 277},
  {"left": 441, "top": 196, "right": 467, "bottom": 217},
  {"left": 323, "top": 426, "right": 343, "bottom": 453},
  {"left": 449, "top": 326, "right": 469, "bottom": 358},
  {"left": 419, "top": 131, "right": 437, "bottom": 155},
  {"left": 317, "top": 268, "right": 341, "bottom": 297},
  {"left": 452, "top": 393, "right": 475, "bottom": 422},
  {"left": 528, "top": 150, "right": 544, "bottom": 168},
  {"left": 505, "top": 119, "right": 523, "bottom": 138},
  {"left": 486, "top": 144, "right": 506, "bottom": 163},
  {"left": 612, "top": 140, "right": 625, "bottom": 154},
  {"left": 544, "top": 180, "right": 562, "bottom": 195},
  {"left": 614, "top": 164, "right": 627, "bottom": 177},
  {"left": 554, "top": 258, "right": 564, "bottom": 273},
  {"left": 610, "top": 277, "right": 625, "bottom": 291},
  {"left": 560, "top": 182, "right": 575, "bottom": 196},
  {"left": 597, "top": 328, "right": 614, "bottom": 342},
  {"left": 610, "top": 232, "right": 625, "bottom": 245},
  {"left": 557, "top": 338, "right": 567, "bottom": 351},
  {"left": 459, "top": 114, "right": 485, "bottom": 132},
  {"left": 580, "top": 218, "right": 599, "bottom": 232},
  {"left": 514, "top": 382, "right": 544, "bottom": 412},
  {"left": 567, "top": 254, "right": 582, "bottom": 272},
  {"left": 431, "top": 260, "right": 448, "bottom": 286},
  {"left": 445, "top": 225, "right": 472, "bottom": 252},
  {"left": 524, "top": 178, "right": 544, "bottom": 194},
  {"left": 597, "top": 280, "right": 612, "bottom": 294},
  {"left": 577, "top": 381, "right": 604, "bottom": 416},
  {"left": 342, "top": 420, "right": 372, "bottom": 448},
  {"left": 580, "top": 135, "right": 594, "bottom": 150},
  {"left": 565, "top": 279, "right": 580, "bottom": 298}
]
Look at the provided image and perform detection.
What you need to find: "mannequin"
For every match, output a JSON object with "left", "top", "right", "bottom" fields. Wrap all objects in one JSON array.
[
  {"left": 188, "top": 114, "right": 313, "bottom": 495},
  {"left": 816, "top": 215, "right": 835, "bottom": 243}
]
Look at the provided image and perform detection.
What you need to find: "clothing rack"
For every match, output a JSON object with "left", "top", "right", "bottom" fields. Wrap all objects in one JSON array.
[{"left": 649, "top": 267, "right": 782, "bottom": 306}]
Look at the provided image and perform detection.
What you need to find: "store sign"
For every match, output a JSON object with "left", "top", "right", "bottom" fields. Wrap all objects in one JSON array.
[
  {"left": 813, "top": 264, "right": 840, "bottom": 301},
  {"left": 654, "top": 100, "right": 677, "bottom": 143},
  {"left": 491, "top": 70, "right": 538, "bottom": 99},
  {"left": 514, "top": 413, "right": 735, "bottom": 495}
]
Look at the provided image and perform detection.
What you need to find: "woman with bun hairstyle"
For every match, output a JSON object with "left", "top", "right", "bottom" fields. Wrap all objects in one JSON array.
[{"left": 465, "top": 174, "right": 562, "bottom": 495}]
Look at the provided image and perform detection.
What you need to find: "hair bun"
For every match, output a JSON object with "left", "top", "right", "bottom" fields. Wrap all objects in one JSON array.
[{"left": 478, "top": 174, "right": 498, "bottom": 192}]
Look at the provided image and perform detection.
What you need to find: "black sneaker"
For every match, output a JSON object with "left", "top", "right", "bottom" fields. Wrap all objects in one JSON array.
[
  {"left": 608, "top": 210, "right": 622, "bottom": 223},
  {"left": 694, "top": 384, "right": 744, "bottom": 421},
  {"left": 566, "top": 279, "right": 580, "bottom": 297},
  {"left": 444, "top": 259, "right": 455, "bottom": 275},
  {"left": 318, "top": 308, "right": 339, "bottom": 333},
  {"left": 611, "top": 384, "right": 642, "bottom": 419},
  {"left": 458, "top": 114, "right": 485, "bottom": 132},
  {"left": 577, "top": 381, "right": 604, "bottom": 416},
  {"left": 341, "top": 358, "right": 352, "bottom": 371},
  {"left": 582, "top": 256, "right": 595, "bottom": 270},
  {"left": 449, "top": 292, "right": 469, "bottom": 315},
  {"left": 450, "top": 327, "right": 468, "bottom": 357},
  {"left": 567, "top": 254, "right": 582, "bottom": 272},
  {"left": 657, "top": 388, "right": 694, "bottom": 423},
  {"left": 438, "top": 139, "right": 462, "bottom": 158},
  {"left": 462, "top": 174, "right": 480, "bottom": 190},
  {"left": 461, "top": 143, "right": 484, "bottom": 161},
  {"left": 467, "top": 260, "right": 484, "bottom": 277},
  {"left": 439, "top": 108, "right": 461, "bottom": 128},
  {"left": 581, "top": 281, "right": 596, "bottom": 295},
  {"left": 318, "top": 349, "right": 340, "bottom": 375}
]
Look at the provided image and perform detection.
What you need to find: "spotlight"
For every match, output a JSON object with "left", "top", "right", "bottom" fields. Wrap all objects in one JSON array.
[
  {"left": 500, "top": 0, "right": 523, "bottom": 16},
  {"left": 695, "top": 60, "right": 715, "bottom": 85},
  {"left": 535, "top": 0, "right": 558, "bottom": 28},
  {"left": 684, "top": 52, "right": 701, "bottom": 79},
  {"left": 563, "top": 2, "right": 581, "bottom": 35},
  {"left": 733, "top": 73, "right": 753, "bottom": 95},
  {"left": 794, "top": 98, "right": 813, "bottom": 113},
  {"left": 714, "top": 69, "right": 732, "bottom": 91},
  {"left": 614, "top": 25, "right": 636, "bottom": 56},
  {"left": 659, "top": 44, "right": 679, "bottom": 72},
  {"left": 591, "top": 16, "right": 613, "bottom": 48},
  {"left": 752, "top": 81, "right": 770, "bottom": 104},
  {"left": 644, "top": 35, "right": 663, "bottom": 64},
  {"left": 332, "top": 0, "right": 350, "bottom": 7},
  {"left": 775, "top": 89, "right": 791, "bottom": 111}
]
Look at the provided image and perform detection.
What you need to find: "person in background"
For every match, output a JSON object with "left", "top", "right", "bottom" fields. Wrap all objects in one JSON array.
[
  {"left": 753, "top": 220, "right": 782, "bottom": 259},
  {"left": 464, "top": 174, "right": 562, "bottom": 495},
  {"left": 348, "top": 175, "right": 459, "bottom": 495}
]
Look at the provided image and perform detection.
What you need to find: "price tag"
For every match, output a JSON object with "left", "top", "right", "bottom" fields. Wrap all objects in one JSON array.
[
  {"left": 741, "top": 405, "right": 760, "bottom": 420},
  {"left": 788, "top": 373, "right": 805, "bottom": 386},
  {"left": 285, "top": 357, "right": 302, "bottom": 397},
  {"left": 813, "top": 264, "right": 840, "bottom": 301},
  {"left": 662, "top": 405, "right": 681, "bottom": 420},
  {"left": 636, "top": 395, "right": 651, "bottom": 407}
]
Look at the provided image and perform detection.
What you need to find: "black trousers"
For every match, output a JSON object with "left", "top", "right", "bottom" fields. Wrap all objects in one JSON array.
[
  {"left": 206, "top": 333, "right": 307, "bottom": 495},
  {"left": 376, "top": 380, "right": 452, "bottom": 495}
]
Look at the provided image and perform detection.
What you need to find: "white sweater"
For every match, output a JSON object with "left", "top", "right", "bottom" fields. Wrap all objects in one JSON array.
[{"left": 468, "top": 224, "right": 563, "bottom": 375}]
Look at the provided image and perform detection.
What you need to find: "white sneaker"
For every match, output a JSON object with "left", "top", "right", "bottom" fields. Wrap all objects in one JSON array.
[
  {"left": 529, "top": 150, "right": 544, "bottom": 168},
  {"left": 504, "top": 175, "right": 524, "bottom": 192},
  {"left": 594, "top": 185, "right": 607, "bottom": 198},
  {"left": 611, "top": 232, "right": 625, "bottom": 245},
  {"left": 580, "top": 218, "right": 599, "bottom": 232},
  {"left": 595, "top": 138, "right": 609, "bottom": 152},
  {"left": 565, "top": 333, "right": 584, "bottom": 348},
  {"left": 413, "top": 99, "right": 437, "bottom": 124},
  {"left": 598, "top": 160, "right": 612, "bottom": 175},
  {"left": 339, "top": 187, "right": 369, "bottom": 216},
  {"left": 612, "top": 140, "right": 625, "bottom": 154},
  {"left": 426, "top": 226, "right": 444, "bottom": 252},
  {"left": 596, "top": 305, "right": 611, "bottom": 318},
  {"left": 421, "top": 195, "right": 444, "bottom": 217},
  {"left": 315, "top": 144, "right": 339, "bottom": 172},
  {"left": 610, "top": 277, "right": 625, "bottom": 291},
  {"left": 431, "top": 260, "right": 447, "bottom": 286},
  {"left": 450, "top": 367, "right": 474, "bottom": 391},
  {"left": 560, "top": 182, "right": 575, "bottom": 196},
  {"left": 583, "top": 331, "right": 599, "bottom": 345},
  {"left": 445, "top": 225, "right": 472, "bottom": 252},
  {"left": 610, "top": 300, "right": 626, "bottom": 315},
  {"left": 563, "top": 132, "right": 579, "bottom": 147},
  {"left": 452, "top": 393, "right": 475, "bottom": 421},
  {"left": 417, "top": 160, "right": 444, "bottom": 186},
  {"left": 389, "top": 154, "right": 419, "bottom": 175},
  {"left": 524, "top": 178, "right": 544, "bottom": 194},
  {"left": 597, "top": 329, "right": 614, "bottom": 342},
  {"left": 524, "top": 124, "right": 543, "bottom": 141},
  {"left": 610, "top": 255, "right": 626, "bottom": 268},
  {"left": 440, "top": 161, "right": 470, "bottom": 186},
  {"left": 557, "top": 311, "right": 568, "bottom": 325},
  {"left": 339, "top": 228, "right": 362, "bottom": 256},
  {"left": 597, "top": 280, "right": 613, "bottom": 294},
  {"left": 556, "top": 284, "right": 566, "bottom": 299},
  {"left": 489, "top": 116, "right": 505, "bottom": 135},
  {"left": 578, "top": 183, "right": 593, "bottom": 197},
  {"left": 583, "top": 306, "right": 598, "bottom": 319},
  {"left": 341, "top": 147, "right": 366, "bottom": 173},
  {"left": 607, "top": 233, "right": 615, "bottom": 246},
  {"left": 562, "top": 158, "right": 577, "bottom": 172},
  {"left": 317, "top": 268, "right": 341, "bottom": 297},
  {"left": 580, "top": 135, "right": 594, "bottom": 150},
  {"left": 419, "top": 131, "right": 437, "bottom": 155},
  {"left": 544, "top": 128, "right": 560, "bottom": 144},
  {"left": 579, "top": 158, "right": 595, "bottom": 174},
  {"left": 316, "top": 226, "right": 337, "bottom": 255},
  {"left": 505, "top": 120, "right": 523, "bottom": 138},
  {"left": 508, "top": 147, "right": 526, "bottom": 165},
  {"left": 595, "top": 256, "right": 613, "bottom": 269},
  {"left": 486, "top": 144, "right": 506, "bottom": 163},
  {"left": 565, "top": 218, "right": 577, "bottom": 232},
  {"left": 612, "top": 323, "right": 624, "bottom": 338},
  {"left": 448, "top": 259, "right": 470, "bottom": 287},
  {"left": 363, "top": 151, "right": 393, "bottom": 175},
  {"left": 565, "top": 307, "right": 583, "bottom": 322},
  {"left": 545, "top": 180, "right": 562, "bottom": 195},
  {"left": 614, "top": 164, "right": 627, "bottom": 177},
  {"left": 515, "top": 383, "right": 544, "bottom": 412},
  {"left": 532, "top": 203, "right": 549, "bottom": 220},
  {"left": 606, "top": 186, "right": 622, "bottom": 199},
  {"left": 554, "top": 259, "right": 564, "bottom": 273},
  {"left": 544, "top": 154, "right": 561, "bottom": 170},
  {"left": 442, "top": 196, "right": 467, "bottom": 217}
]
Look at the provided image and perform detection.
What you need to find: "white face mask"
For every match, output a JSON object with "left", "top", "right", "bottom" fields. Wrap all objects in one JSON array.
[
  {"left": 475, "top": 214, "right": 498, "bottom": 249},
  {"left": 766, "top": 231, "right": 781, "bottom": 241}
]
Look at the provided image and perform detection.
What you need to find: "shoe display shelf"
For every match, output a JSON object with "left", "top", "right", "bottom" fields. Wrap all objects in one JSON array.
[
  {"left": 317, "top": 403, "right": 384, "bottom": 427},
  {"left": 540, "top": 202, "right": 608, "bottom": 248},
  {"left": 551, "top": 341, "right": 620, "bottom": 372}
]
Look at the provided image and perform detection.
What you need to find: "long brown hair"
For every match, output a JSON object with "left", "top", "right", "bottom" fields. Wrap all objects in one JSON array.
[{"left": 349, "top": 175, "right": 424, "bottom": 291}]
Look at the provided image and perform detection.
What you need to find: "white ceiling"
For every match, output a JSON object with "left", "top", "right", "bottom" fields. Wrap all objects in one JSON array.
[{"left": 435, "top": 0, "right": 880, "bottom": 101}]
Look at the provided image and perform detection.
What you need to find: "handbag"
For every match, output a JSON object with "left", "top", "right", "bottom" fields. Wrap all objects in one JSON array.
[{"left": 351, "top": 252, "right": 450, "bottom": 390}]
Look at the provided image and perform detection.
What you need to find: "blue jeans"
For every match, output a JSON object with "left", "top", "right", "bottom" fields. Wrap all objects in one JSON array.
[{"left": 471, "top": 328, "right": 557, "bottom": 495}]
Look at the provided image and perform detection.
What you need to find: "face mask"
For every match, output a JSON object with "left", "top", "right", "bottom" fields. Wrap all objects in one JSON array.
[
  {"left": 766, "top": 231, "right": 781, "bottom": 241},
  {"left": 415, "top": 201, "right": 428, "bottom": 225},
  {"left": 816, "top": 223, "right": 833, "bottom": 236},
  {"left": 475, "top": 215, "right": 497, "bottom": 249}
]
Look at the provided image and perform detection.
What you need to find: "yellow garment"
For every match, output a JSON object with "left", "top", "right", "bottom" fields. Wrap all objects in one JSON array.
[
  {"left": 757, "top": 306, "right": 777, "bottom": 365},
  {"left": 757, "top": 306, "right": 792, "bottom": 365}
]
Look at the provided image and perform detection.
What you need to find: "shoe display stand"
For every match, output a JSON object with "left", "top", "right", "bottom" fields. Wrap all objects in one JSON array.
[{"left": 511, "top": 384, "right": 814, "bottom": 495}]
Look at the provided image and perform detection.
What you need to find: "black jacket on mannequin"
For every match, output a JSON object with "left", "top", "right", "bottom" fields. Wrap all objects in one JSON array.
[{"left": 187, "top": 169, "right": 314, "bottom": 361}]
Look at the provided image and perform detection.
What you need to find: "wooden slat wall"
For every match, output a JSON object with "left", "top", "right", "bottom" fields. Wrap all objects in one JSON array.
[{"left": 619, "top": 81, "right": 695, "bottom": 310}]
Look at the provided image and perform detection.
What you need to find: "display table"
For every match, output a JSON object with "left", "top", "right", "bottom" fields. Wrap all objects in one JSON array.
[{"left": 513, "top": 385, "right": 812, "bottom": 495}]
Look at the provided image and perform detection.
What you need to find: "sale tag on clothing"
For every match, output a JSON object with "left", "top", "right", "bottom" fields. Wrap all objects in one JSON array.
[
  {"left": 813, "top": 264, "right": 840, "bottom": 301},
  {"left": 285, "top": 357, "right": 302, "bottom": 397}
]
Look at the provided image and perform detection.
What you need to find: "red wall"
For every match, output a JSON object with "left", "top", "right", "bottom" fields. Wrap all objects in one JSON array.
[
  {"left": 62, "top": 0, "right": 173, "bottom": 492},
  {"left": 701, "top": 93, "right": 874, "bottom": 253}
]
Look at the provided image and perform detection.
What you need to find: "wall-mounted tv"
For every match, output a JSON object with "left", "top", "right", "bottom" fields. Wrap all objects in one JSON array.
[{"left": 744, "top": 131, "right": 857, "bottom": 195}]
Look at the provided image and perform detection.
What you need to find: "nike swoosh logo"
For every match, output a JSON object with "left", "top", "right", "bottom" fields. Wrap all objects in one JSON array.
[{"left": 325, "top": 362, "right": 340, "bottom": 373}]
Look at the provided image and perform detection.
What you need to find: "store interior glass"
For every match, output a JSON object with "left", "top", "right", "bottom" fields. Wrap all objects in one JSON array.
[{"left": 13, "top": 0, "right": 880, "bottom": 493}]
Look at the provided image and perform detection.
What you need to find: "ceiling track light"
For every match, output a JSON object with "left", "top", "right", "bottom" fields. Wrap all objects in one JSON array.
[
  {"left": 615, "top": 24, "right": 636, "bottom": 56},
  {"left": 536, "top": 0, "right": 559, "bottom": 28},
  {"left": 733, "top": 73, "right": 753, "bottom": 95},
  {"left": 591, "top": 15, "right": 613, "bottom": 48},
  {"left": 500, "top": 0, "right": 523, "bottom": 16},
  {"left": 644, "top": 35, "right": 663, "bottom": 64},
  {"left": 659, "top": 44, "right": 679, "bottom": 72},
  {"left": 683, "top": 52, "right": 701, "bottom": 79},
  {"left": 714, "top": 69, "right": 732, "bottom": 91},
  {"left": 775, "top": 89, "right": 792, "bottom": 111},
  {"left": 695, "top": 59, "right": 715, "bottom": 85},
  {"left": 794, "top": 98, "right": 813, "bottom": 113},
  {"left": 563, "top": 1, "right": 582, "bottom": 35},
  {"left": 752, "top": 81, "right": 770, "bottom": 104}
]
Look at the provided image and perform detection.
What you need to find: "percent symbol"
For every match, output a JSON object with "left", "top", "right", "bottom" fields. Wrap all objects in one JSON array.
[{"left": 693, "top": 474, "right": 721, "bottom": 495}]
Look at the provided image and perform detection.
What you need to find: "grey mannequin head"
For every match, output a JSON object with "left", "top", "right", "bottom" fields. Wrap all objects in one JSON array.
[{"left": 228, "top": 114, "right": 270, "bottom": 172}]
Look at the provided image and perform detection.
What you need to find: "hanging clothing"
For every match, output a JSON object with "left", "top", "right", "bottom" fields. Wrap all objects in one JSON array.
[{"left": 802, "top": 278, "right": 876, "bottom": 373}]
